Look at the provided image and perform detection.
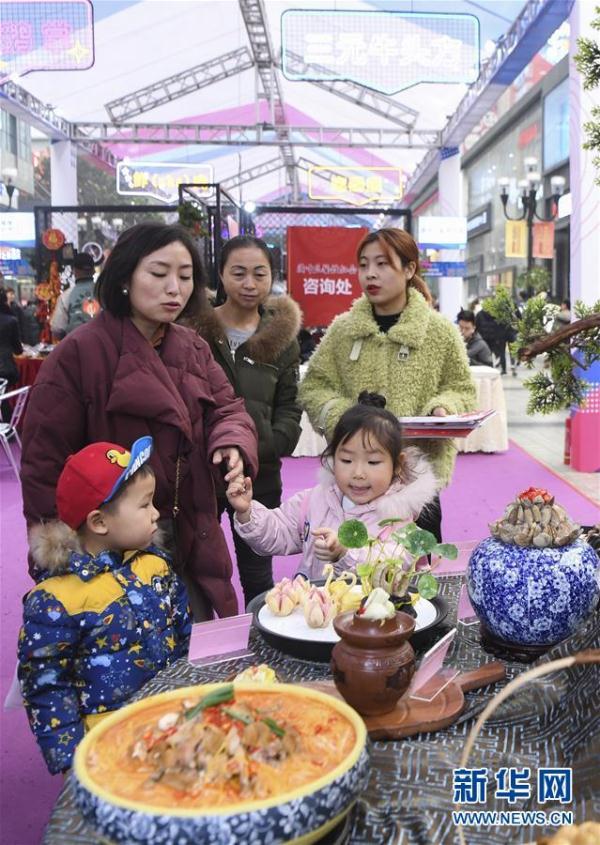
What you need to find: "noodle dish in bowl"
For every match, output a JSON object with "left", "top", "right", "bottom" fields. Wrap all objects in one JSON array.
[{"left": 73, "top": 682, "right": 368, "bottom": 844}]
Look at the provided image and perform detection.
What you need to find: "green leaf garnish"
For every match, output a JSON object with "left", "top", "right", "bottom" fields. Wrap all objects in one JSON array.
[
  {"left": 404, "top": 528, "right": 438, "bottom": 555},
  {"left": 338, "top": 519, "right": 369, "bottom": 549},
  {"left": 262, "top": 717, "right": 285, "bottom": 737},
  {"left": 223, "top": 708, "right": 252, "bottom": 724},
  {"left": 184, "top": 684, "right": 234, "bottom": 720},
  {"left": 417, "top": 573, "right": 439, "bottom": 600},
  {"left": 434, "top": 543, "right": 459, "bottom": 560},
  {"left": 377, "top": 518, "right": 403, "bottom": 527}
]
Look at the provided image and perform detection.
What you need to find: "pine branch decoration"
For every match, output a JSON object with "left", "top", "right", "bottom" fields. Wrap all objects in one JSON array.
[{"left": 510, "top": 296, "right": 600, "bottom": 415}]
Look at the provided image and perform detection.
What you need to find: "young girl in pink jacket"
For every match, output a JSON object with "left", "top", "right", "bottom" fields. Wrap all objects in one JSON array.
[{"left": 226, "top": 392, "right": 439, "bottom": 579}]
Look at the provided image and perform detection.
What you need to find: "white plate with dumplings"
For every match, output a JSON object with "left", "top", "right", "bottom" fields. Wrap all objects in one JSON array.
[{"left": 248, "top": 583, "right": 449, "bottom": 662}]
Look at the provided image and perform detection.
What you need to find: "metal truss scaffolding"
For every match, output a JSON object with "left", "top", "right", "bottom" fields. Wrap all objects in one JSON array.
[
  {"left": 0, "top": 79, "right": 118, "bottom": 167},
  {"left": 104, "top": 48, "right": 255, "bottom": 122},
  {"left": 220, "top": 156, "right": 285, "bottom": 191},
  {"left": 296, "top": 156, "right": 342, "bottom": 185},
  {"left": 1, "top": 79, "right": 71, "bottom": 140},
  {"left": 70, "top": 122, "right": 441, "bottom": 148},
  {"left": 239, "top": 0, "right": 297, "bottom": 197},
  {"left": 282, "top": 51, "right": 419, "bottom": 129}
]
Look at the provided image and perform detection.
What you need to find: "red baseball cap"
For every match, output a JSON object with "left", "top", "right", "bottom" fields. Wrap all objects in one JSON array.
[{"left": 56, "top": 436, "right": 153, "bottom": 529}]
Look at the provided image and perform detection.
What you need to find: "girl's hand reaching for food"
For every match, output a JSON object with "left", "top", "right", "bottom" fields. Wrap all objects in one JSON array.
[
  {"left": 226, "top": 476, "right": 253, "bottom": 523},
  {"left": 311, "top": 527, "right": 346, "bottom": 562}
]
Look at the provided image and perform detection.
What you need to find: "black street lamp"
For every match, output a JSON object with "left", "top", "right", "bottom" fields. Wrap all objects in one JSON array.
[
  {"left": 1, "top": 167, "right": 18, "bottom": 210},
  {"left": 498, "top": 157, "right": 565, "bottom": 272}
]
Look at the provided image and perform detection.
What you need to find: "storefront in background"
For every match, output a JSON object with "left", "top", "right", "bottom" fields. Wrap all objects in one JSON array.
[
  {"left": 411, "top": 191, "right": 443, "bottom": 303},
  {"left": 462, "top": 57, "right": 569, "bottom": 301},
  {"left": 542, "top": 75, "right": 570, "bottom": 301}
]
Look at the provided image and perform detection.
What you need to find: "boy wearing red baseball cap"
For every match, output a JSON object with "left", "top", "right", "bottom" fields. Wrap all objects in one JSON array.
[{"left": 18, "top": 437, "right": 191, "bottom": 774}]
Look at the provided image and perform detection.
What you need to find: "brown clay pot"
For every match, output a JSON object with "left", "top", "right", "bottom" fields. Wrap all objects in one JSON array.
[{"left": 331, "top": 610, "right": 416, "bottom": 716}]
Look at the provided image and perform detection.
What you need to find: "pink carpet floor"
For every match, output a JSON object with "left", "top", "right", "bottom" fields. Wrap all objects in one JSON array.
[{"left": 1, "top": 444, "right": 598, "bottom": 845}]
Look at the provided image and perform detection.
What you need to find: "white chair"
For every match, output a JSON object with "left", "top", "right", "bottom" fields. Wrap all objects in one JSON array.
[{"left": 0, "top": 386, "right": 30, "bottom": 480}]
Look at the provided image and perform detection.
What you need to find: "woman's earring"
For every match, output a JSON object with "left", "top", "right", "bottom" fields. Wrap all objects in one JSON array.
[{"left": 122, "top": 287, "right": 129, "bottom": 295}]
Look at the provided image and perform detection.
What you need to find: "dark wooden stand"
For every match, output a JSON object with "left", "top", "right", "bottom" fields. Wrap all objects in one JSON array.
[
  {"left": 307, "top": 661, "right": 506, "bottom": 739},
  {"left": 479, "top": 625, "right": 555, "bottom": 664}
]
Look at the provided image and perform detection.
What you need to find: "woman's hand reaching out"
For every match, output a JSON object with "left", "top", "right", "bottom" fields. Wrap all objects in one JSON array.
[
  {"left": 212, "top": 446, "right": 244, "bottom": 483},
  {"left": 226, "top": 475, "right": 253, "bottom": 524},
  {"left": 311, "top": 527, "right": 347, "bottom": 562}
]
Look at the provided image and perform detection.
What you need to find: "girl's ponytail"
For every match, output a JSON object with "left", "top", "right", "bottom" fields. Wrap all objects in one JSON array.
[
  {"left": 408, "top": 274, "right": 432, "bottom": 304},
  {"left": 357, "top": 390, "right": 386, "bottom": 409}
]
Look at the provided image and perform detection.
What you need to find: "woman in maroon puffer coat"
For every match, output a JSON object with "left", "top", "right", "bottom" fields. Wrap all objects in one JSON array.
[{"left": 20, "top": 223, "right": 258, "bottom": 619}]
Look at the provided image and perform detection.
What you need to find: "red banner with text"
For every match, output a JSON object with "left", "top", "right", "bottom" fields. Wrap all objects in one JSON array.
[
  {"left": 532, "top": 221, "right": 555, "bottom": 259},
  {"left": 287, "top": 226, "right": 368, "bottom": 326}
]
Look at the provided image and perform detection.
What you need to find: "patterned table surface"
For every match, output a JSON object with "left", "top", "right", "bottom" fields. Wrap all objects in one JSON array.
[{"left": 42, "top": 575, "right": 600, "bottom": 845}]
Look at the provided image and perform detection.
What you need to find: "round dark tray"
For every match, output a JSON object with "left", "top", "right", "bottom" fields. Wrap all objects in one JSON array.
[{"left": 247, "top": 584, "right": 449, "bottom": 663}]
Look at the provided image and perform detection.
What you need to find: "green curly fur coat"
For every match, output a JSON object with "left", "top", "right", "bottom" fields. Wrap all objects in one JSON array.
[{"left": 298, "top": 290, "right": 477, "bottom": 487}]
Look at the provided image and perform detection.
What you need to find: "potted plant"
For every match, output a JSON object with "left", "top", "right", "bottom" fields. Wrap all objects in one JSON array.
[
  {"left": 177, "top": 201, "right": 208, "bottom": 238},
  {"left": 336, "top": 518, "right": 458, "bottom": 613}
]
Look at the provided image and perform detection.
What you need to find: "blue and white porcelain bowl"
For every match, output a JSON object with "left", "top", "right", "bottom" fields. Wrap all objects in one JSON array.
[
  {"left": 467, "top": 538, "right": 600, "bottom": 646},
  {"left": 73, "top": 682, "right": 369, "bottom": 845}
]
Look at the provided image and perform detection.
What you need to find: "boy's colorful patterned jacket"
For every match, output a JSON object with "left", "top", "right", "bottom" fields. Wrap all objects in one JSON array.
[{"left": 17, "top": 522, "right": 191, "bottom": 774}]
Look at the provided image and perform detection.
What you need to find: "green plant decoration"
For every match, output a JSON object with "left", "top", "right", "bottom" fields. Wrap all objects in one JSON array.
[
  {"left": 178, "top": 202, "right": 209, "bottom": 238},
  {"left": 511, "top": 295, "right": 600, "bottom": 414},
  {"left": 574, "top": 5, "right": 600, "bottom": 185},
  {"left": 481, "top": 285, "right": 519, "bottom": 328},
  {"left": 337, "top": 519, "right": 458, "bottom": 604},
  {"left": 516, "top": 266, "right": 552, "bottom": 297}
]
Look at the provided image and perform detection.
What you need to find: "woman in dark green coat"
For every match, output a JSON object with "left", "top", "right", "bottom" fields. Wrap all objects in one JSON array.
[{"left": 189, "top": 236, "right": 302, "bottom": 605}]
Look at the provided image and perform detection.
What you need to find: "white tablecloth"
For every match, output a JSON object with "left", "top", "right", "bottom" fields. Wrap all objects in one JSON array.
[
  {"left": 292, "top": 411, "right": 327, "bottom": 457},
  {"left": 291, "top": 365, "right": 508, "bottom": 457},
  {"left": 455, "top": 365, "right": 508, "bottom": 453},
  {"left": 292, "top": 363, "right": 327, "bottom": 457}
]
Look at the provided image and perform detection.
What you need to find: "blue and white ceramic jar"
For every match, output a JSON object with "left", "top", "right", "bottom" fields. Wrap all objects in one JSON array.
[{"left": 467, "top": 537, "right": 599, "bottom": 646}]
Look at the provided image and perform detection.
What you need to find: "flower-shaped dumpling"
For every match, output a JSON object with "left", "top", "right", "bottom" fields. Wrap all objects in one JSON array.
[
  {"left": 291, "top": 574, "right": 312, "bottom": 606},
  {"left": 265, "top": 580, "right": 297, "bottom": 616},
  {"left": 303, "top": 586, "right": 336, "bottom": 628}
]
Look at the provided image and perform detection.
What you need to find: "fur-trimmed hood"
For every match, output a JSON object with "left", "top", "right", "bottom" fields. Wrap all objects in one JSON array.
[
  {"left": 28, "top": 521, "right": 165, "bottom": 576},
  {"left": 190, "top": 295, "right": 302, "bottom": 364},
  {"left": 318, "top": 446, "right": 440, "bottom": 521},
  {"left": 29, "top": 521, "right": 83, "bottom": 574}
]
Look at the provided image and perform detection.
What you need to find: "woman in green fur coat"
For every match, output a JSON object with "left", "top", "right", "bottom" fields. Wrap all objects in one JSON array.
[{"left": 298, "top": 228, "right": 476, "bottom": 541}]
